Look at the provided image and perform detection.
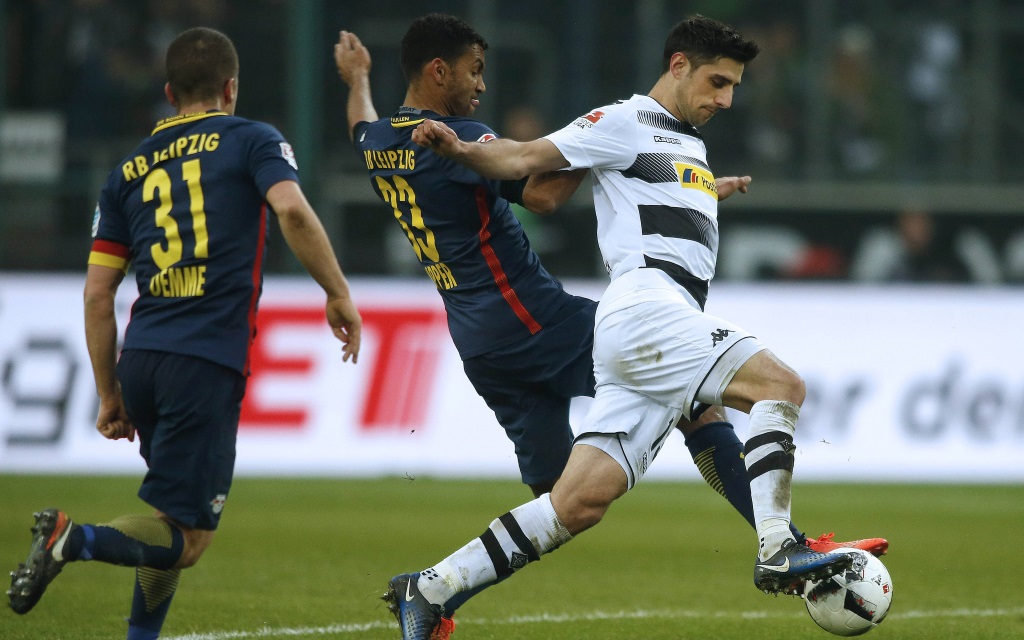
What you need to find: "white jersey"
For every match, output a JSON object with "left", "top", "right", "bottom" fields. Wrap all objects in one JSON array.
[{"left": 545, "top": 94, "right": 718, "bottom": 309}]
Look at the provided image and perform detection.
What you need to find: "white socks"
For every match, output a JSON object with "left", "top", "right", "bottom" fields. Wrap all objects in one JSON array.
[
  {"left": 417, "top": 493, "right": 571, "bottom": 605},
  {"left": 744, "top": 400, "right": 799, "bottom": 560}
]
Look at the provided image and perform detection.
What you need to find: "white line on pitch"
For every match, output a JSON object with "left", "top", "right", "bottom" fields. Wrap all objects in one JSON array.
[{"left": 163, "top": 606, "right": 1024, "bottom": 640}]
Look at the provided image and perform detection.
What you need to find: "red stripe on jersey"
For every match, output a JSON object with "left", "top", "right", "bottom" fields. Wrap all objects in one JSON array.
[
  {"left": 244, "top": 202, "right": 269, "bottom": 375},
  {"left": 91, "top": 239, "right": 131, "bottom": 258},
  {"left": 475, "top": 186, "right": 542, "bottom": 335}
]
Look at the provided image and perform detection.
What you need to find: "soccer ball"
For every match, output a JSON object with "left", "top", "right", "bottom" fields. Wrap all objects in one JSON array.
[{"left": 803, "top": 548, "right": 893, "bottom": 636}]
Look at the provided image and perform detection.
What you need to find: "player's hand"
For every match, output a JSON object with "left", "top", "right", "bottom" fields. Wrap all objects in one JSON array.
[
  {"left": 716, "top": 175, "right": 752, "bottom": 201},
  {"left": 96, "top": 395, "right": 135, "bottom": 442},
  {"left": 326, "top": 295, "right": 362, "bottom": 364},
  {"left": 411, "top": 120, "right": 461, "bottom": 157},
  {"left": 335, "top": 30, "right": 371, "bottom": 86}
]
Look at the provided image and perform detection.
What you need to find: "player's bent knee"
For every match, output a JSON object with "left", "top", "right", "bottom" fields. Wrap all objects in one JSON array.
[
  {"left": 551, "top": 482, "right": 619, "bottom": 535},
  {"left": 776, "top": 369, "right": 806, "bottom": 406},
  {"left": 726, "top": 350, "right": 806, "bottom": 409},
  {"left": 175, "top": 529, "right": 216, "bottom": 569}
]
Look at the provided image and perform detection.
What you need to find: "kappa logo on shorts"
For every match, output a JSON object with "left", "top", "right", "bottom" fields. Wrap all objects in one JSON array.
[
  {"left": 711, "top": 328, "right": 733, "bottom": 346},
  {"left": 210, "top": 494, "right": 228, "bottom": 514}
]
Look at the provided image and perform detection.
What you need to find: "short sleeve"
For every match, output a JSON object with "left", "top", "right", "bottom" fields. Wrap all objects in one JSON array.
[
  {"left": 247, "top": 123, "right": 302, "bottom": 196},
  {"left": 352, "top": 120, "right": 370, "bottom": 152},
  {"left": 88, "top": 171, "right": 132, "bottom": 271},
  {"left": 544, "top": 103, "right": 636, "bottom": 171}
]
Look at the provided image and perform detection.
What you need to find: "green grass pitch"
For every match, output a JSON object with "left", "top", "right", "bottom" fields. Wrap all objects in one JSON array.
[{"left": 1, "top": 475, "right": 1022, "bottom": 639}]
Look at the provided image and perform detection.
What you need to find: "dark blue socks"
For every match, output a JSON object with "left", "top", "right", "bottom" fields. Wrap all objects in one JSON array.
[
  {"left": 68, "top": 515, "right": 184, "bottom": 569},
  {"left": 684, "top": 421, "right": 806, "bottom": 542}
]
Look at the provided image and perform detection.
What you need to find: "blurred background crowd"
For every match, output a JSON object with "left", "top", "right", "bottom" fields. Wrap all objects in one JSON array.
[{"left": 2, "top": 0, "right": 1023, "bottom": 283}]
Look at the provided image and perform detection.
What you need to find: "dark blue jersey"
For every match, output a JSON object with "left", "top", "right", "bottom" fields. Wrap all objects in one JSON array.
[
  {"left": 354, "top": 107, "right": 574, "bottom": 358},
  {"left": 90, "top": 111, "right": 300, "bottom": 374}
]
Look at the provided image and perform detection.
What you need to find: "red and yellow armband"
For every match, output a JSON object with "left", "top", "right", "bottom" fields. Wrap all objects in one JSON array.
[{"left": 88, "top": 239, "right": 131, "bottom": 273}]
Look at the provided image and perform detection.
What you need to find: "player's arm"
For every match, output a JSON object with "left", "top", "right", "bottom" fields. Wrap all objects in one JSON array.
[
  {"left": 266, "top": 180, "right": 362, "bottom": 363},
  {"left": 716, "top": 175, "right": 752, "bottom": 201},
  {"left": 83, "top": 263, "right": 134, "bottom": 441},
  {"left": 413, "top": 119, "right": 569, "bottom": 180},
  {"left": 335, "top": 30, "right": 377, "bottom": 141},
  {"left": 521, "top": 169, "right": 589, "bottom": 215}
]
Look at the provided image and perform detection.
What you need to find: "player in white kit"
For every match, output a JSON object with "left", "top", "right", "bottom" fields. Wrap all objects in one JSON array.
[{"left": 383, "top": 15, "right": 857, "bottom": 640}]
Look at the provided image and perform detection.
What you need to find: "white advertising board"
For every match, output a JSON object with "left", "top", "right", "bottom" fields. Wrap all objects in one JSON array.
[{"left": 0, "top": 274, "right": 1020, "bottom": 482}]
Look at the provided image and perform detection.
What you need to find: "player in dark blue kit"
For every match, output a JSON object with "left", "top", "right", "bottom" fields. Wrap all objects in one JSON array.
[
  {"left": 340, "top": 18, "right": 594, "bottom": 502},
  {"left": 7, "top": 27, "right": 361, "bottom": 639},
  {"left": 336, "top": 14, "right": 886, "bottom": 639}
]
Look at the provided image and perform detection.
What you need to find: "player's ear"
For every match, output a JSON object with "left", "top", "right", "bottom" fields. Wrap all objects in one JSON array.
[
  {"left": 669, "top": 52, "right": 690, "bottom": 78},
  {"left": 164, "top": 83, "right": 177, "bottom": 108},
  {"left": 223, "top": 77, "right": 238, "bottom": 111},
  {"left": 427, "top": 58, "right": 447, "bottom": 86}
]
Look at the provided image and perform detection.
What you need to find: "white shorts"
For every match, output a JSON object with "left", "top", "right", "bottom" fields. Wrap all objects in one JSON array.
[{"left": 576, "top": 268, "right": 765, "bottom": 488}]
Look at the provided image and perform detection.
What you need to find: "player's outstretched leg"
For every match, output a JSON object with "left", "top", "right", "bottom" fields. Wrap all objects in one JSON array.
[
  {"left": 7, "top": 509, "right": 77, "bottom": 614},
  {"left": 806, "top": 532, "right": 889, "bottom": 557},
  {"left": 385, "top": 493, "right": 572, "bottom": 639},
  {"left": 753, "top": 538, "right": 855, "bottom": 594},
  {"left": 683, "top": 417, "right": 890, "bottom": 559},
  {"left": 741, "top": 399, "right": 858, "bottom": 594},
  {"left": 383, "top": 573, "right": 446, "bottom": 640}
]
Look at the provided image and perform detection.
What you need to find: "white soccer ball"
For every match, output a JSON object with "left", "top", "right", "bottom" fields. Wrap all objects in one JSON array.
[{"left": 803, "top": 548, "right": 893, "bottom": 636}]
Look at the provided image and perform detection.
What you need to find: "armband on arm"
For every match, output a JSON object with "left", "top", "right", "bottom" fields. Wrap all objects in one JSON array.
[{"left": 498, "top": 177, "right": 529, "bottom": 206}]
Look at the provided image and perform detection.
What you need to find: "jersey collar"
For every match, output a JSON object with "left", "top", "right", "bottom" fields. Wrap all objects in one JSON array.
[
  {"left": 152, "top": 110, "right": 229, "bottom": 135},
  {"left": 390, "top": 106, "right": 436, "bottom": 128}
]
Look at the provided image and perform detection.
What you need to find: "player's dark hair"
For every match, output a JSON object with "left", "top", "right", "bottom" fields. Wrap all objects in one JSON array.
[
  {"left": 661, "top": 14, "right": 759, "bottom": 73},
  {"left": 400, "top": 13, "right": 488, "bottom": 82},
  {"left": 166, "top": 27, "right": 240, "bottom": 106}
]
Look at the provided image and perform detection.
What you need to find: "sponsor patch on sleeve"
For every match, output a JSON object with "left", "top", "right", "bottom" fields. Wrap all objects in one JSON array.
[
  {"left": 572, "top": 109, "right": 606, "bottom": 129},
  {"left": 91, "top": 203, "right": 101, "bottom": 238},
  {"left": 280, "top": 142, "right": 299, "bottom": 170},
  {"left": 477, "top": 133, "right": 497, "bottom": 143}
]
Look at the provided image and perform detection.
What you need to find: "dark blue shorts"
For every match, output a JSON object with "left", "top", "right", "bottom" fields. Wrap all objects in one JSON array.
[
  {"left": 462, "top": 295, "right": 597, "bottom": 486},
  {"left": 117, "top": 349, "right": 246, "bottom": 530}
]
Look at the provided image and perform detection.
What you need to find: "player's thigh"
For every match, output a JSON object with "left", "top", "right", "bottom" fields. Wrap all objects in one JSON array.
[
  {"left": 136, "top": 353, "right": 246, "bottom": 531},
  {"left": 592, "top": 295, "right": 761, "bottom": 419},
  {"left": 550, "top": 444, "right": 628, "bottom": 534},
  {"left": 117, "top": 350, "right": 160, "bottom": 456},
  {"left": 575, "top": 383, "right": 683, "bottom": 489},
  {"left": 462, "top": 362, "right": 574, "bottom": 486}
]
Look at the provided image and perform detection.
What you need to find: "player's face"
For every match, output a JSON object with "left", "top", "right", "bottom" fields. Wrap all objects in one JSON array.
[
  {"left": 676, "top": 57, "right": 744, "bottom": 126},
  {"left": 441, "top": 44, "right": 486, "bottom": 117}
]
